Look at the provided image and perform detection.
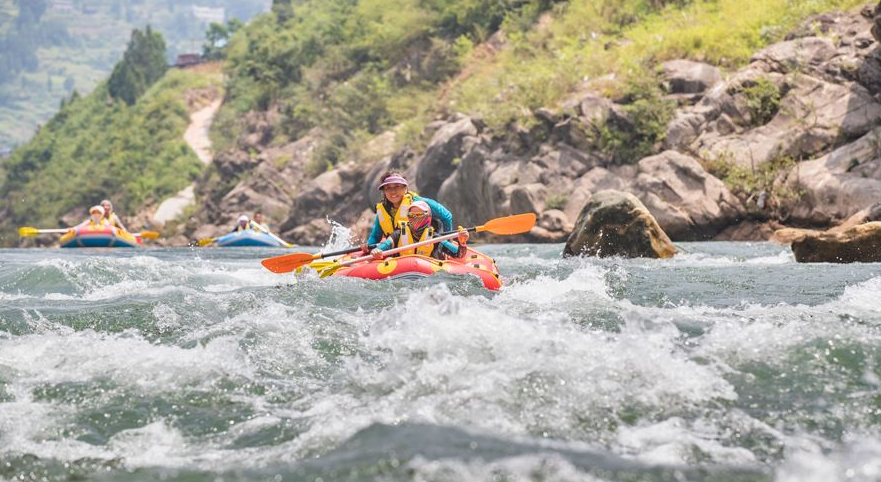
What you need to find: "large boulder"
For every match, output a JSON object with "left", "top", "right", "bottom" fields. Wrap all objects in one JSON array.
[
  {"left": 791, "top": 221, "right": 881, "bottom": 262},
  {"left": 660, "top": 59, "right": 722, "bottom": 94},
  {"left": 631, "top": 151, "right": 745, "bottom": 240},
  {"left": 413, "top": 116, "right": 480, "bottom": 197},
  {"left": 563, "top": 190, "right": 677, "bottom": 258},
  {"left": 782, "top": 126, "right": 881, "bottom": 225}
]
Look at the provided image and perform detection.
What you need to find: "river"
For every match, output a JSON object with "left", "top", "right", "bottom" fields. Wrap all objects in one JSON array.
[{"left": 0, "top": 242, "right": 879, "bottom": 481}]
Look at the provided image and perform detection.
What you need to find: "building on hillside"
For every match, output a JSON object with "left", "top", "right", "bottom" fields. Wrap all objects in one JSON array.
[
  {"left": 48, "top": 0, "right": 76, "bottom": 13},
  {"left": 192, "top": 6, "right": 225, "bottom": 24},
  {"left": 173, "top": 53, "right": 205, "bottom": 68}
]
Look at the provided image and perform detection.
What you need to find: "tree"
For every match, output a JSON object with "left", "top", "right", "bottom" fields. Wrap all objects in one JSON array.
[
  {"left": 202, "top": 19, "right": 243, "bottom": 60},
  {"left": 107, "top": 26, "right": 168, "bottom": 105}
]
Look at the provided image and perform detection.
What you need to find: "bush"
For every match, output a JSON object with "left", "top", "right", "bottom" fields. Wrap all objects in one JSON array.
[{"left": 742, "top": 77, "right": 782, "bottom": 126}]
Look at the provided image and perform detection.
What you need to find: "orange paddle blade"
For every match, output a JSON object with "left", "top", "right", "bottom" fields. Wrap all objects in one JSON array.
[
  {"left": 138, "top": 231, "right": 160, "bottom": 239},
  {"left": 261, "top": 252, "right": 319, "bottom": 273},
  {"left": 477, "top": 213, "right": 537, "bottom": 235}
]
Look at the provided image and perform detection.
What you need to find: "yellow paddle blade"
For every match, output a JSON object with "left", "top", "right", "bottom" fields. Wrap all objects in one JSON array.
[
  {"left": 197, "top": 238, "right": 215, "bottom": 247},
  {"left": 318, "top": 263, "right": 342, "bottom": 278},
  {"left": 477, "top": 213, "right": 537, "bottom": 235},
  {"left": 260, "top": 252, "right": 318, "bottom": 273},
  {"left": 139, "top": 231, "right": 160, "bottom": 239},
  {"left": 18, "top": 227, "right": 39, "bottom": 236},
  {"left": 307, "top": 260, "right": 339, "bottom": 272}
]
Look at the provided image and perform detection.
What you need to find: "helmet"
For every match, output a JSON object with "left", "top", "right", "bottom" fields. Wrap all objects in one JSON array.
[
  {"left": 89, "top": 205, "right": 105, "bottom": 216},
  {"left": 237, "top": 215, "right": 250, "bottom": 224}
]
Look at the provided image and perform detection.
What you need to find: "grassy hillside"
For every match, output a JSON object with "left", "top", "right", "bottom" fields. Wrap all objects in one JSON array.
[
  {"left": 0, "top": 65, "right": 222, "bottom": 245},
  {"left": 0, "top": 0, "right": 268, "bottom": 150},
  {"left": 214, "top": 0, "right": 869, "bottom": 173}
]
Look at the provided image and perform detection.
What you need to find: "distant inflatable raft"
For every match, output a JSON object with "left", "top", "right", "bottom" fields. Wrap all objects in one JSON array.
[
  {"left": 331, "top": 248, "right": 502, "bottom": 291},
  {"left": 59, "top": 226, "right": 142, "bottom": 248},
  {"left": 213, "top": 229, "right": 287, "bottom": 247}
]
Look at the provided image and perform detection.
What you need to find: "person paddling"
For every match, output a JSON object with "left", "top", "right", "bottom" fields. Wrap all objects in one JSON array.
[
  {"left": 370, "top": 201, "right": 468, "bottom": 261},
  {"left": 250, "top": 212, "right": 269, "bottom": 233},
  {"left": 100, "top": 199, "right": 128, "bottom": 232},
  {"left": 231, "top": 215, "right": 251, "bottom": 233},
  {"left": 75, "top": 205, "right": 110, "bottom": 229},
  {"left": 360, "top": 172, "right": 453, "bottom": 252}
]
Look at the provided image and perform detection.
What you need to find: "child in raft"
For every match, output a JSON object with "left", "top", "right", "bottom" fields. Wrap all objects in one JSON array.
[
  {"left": 74, "top": 205, "right": 110, "bottom": 229},
  {"left": 369, "top": 200, "right": 469, "bottom": 261}
]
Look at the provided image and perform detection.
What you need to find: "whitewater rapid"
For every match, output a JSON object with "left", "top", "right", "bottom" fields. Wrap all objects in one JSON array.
[{"left": 1, "top": 242, "right": 879, "bottom": 481}]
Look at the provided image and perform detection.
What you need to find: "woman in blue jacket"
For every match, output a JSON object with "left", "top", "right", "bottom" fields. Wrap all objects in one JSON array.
[{"left": 360, "top": 171, "right": 454, "bottom": 251}]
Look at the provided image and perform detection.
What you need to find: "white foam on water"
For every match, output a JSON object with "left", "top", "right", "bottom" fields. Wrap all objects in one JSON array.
[
  {"left": 776, "top": 434, "right": 881, "bottom": 482},
  {"left": 672, "top": 249, "right": 793, "bottom": 267},
  {"left": 0, "top": 330, "right": 251, "bottom": 390},
  {"left": 257, "top": 283, "right": 738, "bottom": 463},
  {"left": 614, "top": 416, "right": 756, "bottom": 466},
  {"left": 835, "top": 276, "right": 881, "bottom": 316},
  {"left": 407, "top": 453, "right": 607, "bottom": 482},
  {"left": 497, "top": 261, "right": 611, "bottom": 304}
]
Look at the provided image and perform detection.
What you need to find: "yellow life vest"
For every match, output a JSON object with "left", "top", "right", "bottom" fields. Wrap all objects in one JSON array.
[
  {"left": 396, "top": 221, "right": 435, "bottom": 257},
  {"left": 376, "top": 191, "right": 418, "bottom": 237}
]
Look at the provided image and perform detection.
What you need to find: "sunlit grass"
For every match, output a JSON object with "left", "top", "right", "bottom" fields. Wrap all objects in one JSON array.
[{"left": 450, "top": 0, "right": 869, "bottom": 129}]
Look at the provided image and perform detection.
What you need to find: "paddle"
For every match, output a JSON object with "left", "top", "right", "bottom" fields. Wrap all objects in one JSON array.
[
  {"left": 314, "top": 213, "right": 536, "bottom": 278},
  {"left": 19, "top": 227, "right": 160, "bottom": 239},
  {"left": 261, "top": 244, "right": 379, "bottom": 274},
  {"left": 19, "top": 227, "right": 71, "bottom": 236}
]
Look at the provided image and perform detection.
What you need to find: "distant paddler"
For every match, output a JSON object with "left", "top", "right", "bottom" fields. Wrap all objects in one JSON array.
[
  {"left": 100, "top": 199, "right": 127, "bottom": 232},
  {"left": 18, "top": 204, "right": 160, "bottom": 242},
  {"left": 77, "top": 205, "right": 110, "bottom": 229}
]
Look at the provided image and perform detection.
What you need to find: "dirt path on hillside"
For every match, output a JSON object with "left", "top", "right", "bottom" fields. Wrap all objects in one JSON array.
[{"left": 154, "top": 99, "right": 222, "bottom": 224}]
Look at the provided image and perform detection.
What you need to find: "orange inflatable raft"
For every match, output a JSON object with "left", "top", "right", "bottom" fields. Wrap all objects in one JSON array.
[{"left": 331, "top": 248, "right": 502, "bottom": 291}]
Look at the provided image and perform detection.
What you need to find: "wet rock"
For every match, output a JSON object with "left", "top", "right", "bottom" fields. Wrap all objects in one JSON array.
[
  {"left": 791, "top": 221, "right": 881, "bottom": 262},
  {"left": 563, "top": 190, "right": 676, "bottom": 259}
]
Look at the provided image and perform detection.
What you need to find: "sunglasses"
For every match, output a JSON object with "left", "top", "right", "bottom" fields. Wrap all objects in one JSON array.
[{"left": 408, "top": 212, "right": 427, "bottom": 219}]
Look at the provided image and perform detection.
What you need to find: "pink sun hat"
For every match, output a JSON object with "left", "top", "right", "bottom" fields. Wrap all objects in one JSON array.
[{"left": 377, "top": 174, "right": 409, "bottom": 190}]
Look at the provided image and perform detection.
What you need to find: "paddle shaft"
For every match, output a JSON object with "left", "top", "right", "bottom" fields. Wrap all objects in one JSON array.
[{"left": 28, "top": 228, "right": 71, "bottom": 234}]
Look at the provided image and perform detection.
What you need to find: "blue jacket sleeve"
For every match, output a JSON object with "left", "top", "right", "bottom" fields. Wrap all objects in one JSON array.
[
  {"left": 377, "top": 238, "right": 393, "bottom": 251},
  {"left": 439, "top": 239, "right": 459, "bottom": 254},
  {"left": 417, "top": 196, "right": 454, "bottom": 233},
  {"left": 367, "top": 216, "right": 383, "bottom": 245}
]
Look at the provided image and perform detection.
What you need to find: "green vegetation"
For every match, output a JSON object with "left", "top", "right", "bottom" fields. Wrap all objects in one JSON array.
[
  {"left": 450, "top": 0, "right": 867, "bottom": 130},
  {"left": 214, "top": 0, "right": 865, "bottom": 174},
  {"left": 742, "top": 77, "right": 783, "bottom": 126},
  {"left": 0, "top": 0, "right": 267, "bottom": 149},
  {"left": 594, "top": 72, "right": 675, "bottom": 163},
  {"left": 107, "top": 26, "right": 168, "bottom": 105},
  {"left": 214, "top": 0, "right": 562, "bottom": 171},
  {"left": 703, "top": 155, "right": 800, "bottom": 209},
  {"left": 0, "top": 66, "right": 220, "bottom": 241}
]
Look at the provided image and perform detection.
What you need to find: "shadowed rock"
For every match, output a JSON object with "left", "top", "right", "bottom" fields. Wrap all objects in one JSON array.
[
  {"left": 563, "top": 190, "right": 676, "bottom": 259},
  {"left": 791, "top": 221, "right": 881, "bottom": 262}
]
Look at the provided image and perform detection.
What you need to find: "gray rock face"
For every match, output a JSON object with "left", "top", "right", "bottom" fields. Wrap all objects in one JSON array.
[
  {"left": 563, "top": 190, "right": 677, "bottom": 258},
  {"left": 783, "top": 126, "right": 881, "bottom": 225},
  {"left": 661, "top": 59, "right": 722, "bottom": 94},
  {"left": 631, "top": 151, "right": 744, "bottom": 240},
  {"left": 413, "top": 117, "right": 479, "bottom": 197}
]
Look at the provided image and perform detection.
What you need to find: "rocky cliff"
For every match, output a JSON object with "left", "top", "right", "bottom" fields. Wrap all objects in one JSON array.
[{"left": 157, "top": 3, "right": 881, "bottom": 247}]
